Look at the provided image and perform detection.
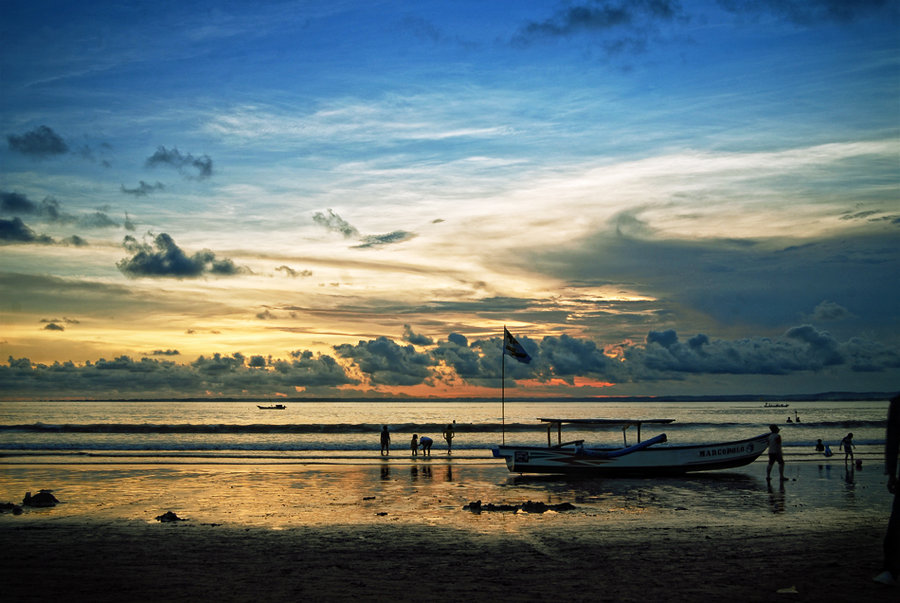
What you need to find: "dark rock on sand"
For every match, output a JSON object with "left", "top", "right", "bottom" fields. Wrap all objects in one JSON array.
[
  {"left": 23, "top": 490, "right": 59, "bottom": 507},
  {"left": 1, "top": 502, "right": 24, "bottom": 515},
  {"left": 155, "top": 511, "right": 187, "bottom": 522},
  {"left": 463, "top": 500, "right": 576, "bottom": 514}
]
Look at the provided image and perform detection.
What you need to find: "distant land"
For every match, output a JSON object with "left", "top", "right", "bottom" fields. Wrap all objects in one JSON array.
[{"left": 32, "top": 392, "right": 897, "bottom": 403}]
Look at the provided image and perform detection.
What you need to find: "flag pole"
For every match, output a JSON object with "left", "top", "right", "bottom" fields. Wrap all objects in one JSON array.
[{"left": 501, "top": 325, "right": 506, "bottom": 445}]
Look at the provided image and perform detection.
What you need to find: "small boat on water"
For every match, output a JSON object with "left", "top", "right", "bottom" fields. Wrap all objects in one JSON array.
[
  {"left": 764, "top": 402, "right": 789, "bottom": 408},
  {"left": 492, "top": 418, "right": 770, "bottom": 475},
  {"left": 257, "top": 403, "right": 286, "bottom": 410}
]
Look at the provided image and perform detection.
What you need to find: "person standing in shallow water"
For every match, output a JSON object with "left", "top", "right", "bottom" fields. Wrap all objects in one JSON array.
[
  {"left": 380, "top": 425, "right": 391, "bottom": 456},
  {"left": 840, "top": 432, "right": 855, "bottom": 462},
  {"left": 410, "top": 434, "right": 418, "bottom": 457},
  {"left": 442, "top": 423, "right": 455, "bottom": 454},
  {"left": 767, "top": 424, "right": 785, "bottom": 481}
]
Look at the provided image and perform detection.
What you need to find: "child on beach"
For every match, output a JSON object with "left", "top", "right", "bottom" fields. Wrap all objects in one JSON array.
[
  {"left": 410, "top": 434, "right": 418, "bottom": 456},
  {"left": 840, "top": 433, "right": 855, "bottom": 462}
]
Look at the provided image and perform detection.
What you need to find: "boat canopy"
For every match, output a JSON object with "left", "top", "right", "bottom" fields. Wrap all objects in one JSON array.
[{"left": 536, "top": 418, "right": 675, "bottom": 447}]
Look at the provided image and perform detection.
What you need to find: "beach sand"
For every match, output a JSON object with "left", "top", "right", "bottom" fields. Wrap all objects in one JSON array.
[{"left": 1, "top": 456, "right": 896, "bottom": 602}]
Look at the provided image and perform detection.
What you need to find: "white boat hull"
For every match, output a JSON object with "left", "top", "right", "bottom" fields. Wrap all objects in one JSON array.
[{"left": 492, "top": 433, "right": 770, "bottom": 475}]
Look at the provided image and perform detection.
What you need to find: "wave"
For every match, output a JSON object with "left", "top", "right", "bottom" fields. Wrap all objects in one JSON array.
[{"left": 0, "top": 419, "right": 884, "bottom": 435}]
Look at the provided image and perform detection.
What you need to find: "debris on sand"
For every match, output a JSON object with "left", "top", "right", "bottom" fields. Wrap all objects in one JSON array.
[{"left": 463, "top": 500, "right": 576, "bottom": 514}]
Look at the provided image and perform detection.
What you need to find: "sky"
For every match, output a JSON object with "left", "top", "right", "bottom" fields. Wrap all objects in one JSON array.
[{"left": 1, "top": 0, "right": 898, "bottom": 400}]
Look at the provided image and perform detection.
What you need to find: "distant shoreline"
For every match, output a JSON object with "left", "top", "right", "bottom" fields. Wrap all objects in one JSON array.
[{"left": 7, "top": 391, "right": 895, "bottom": 403}]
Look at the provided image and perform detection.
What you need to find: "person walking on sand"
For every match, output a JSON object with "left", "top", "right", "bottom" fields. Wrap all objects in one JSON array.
[
  {"left": 380, "top": 425, "right": 391, "bottom": 456},
  {"left": 767, "top": 424, "right": 785, "bottom": 482},
  {"left": 410, "top": 434, "right": 419, "bottom": 457},
  {"left": 874, "top": 394, "right": 900, "bottom": 586},
  {"left": 840, "top": 432, "right": 855, "bottom": 462},
  {"left": 442, "top": 423, "right": 455, "bottom": 454},
  {"left": 419, "top": 435, "right": 433, "bottom": 456}
]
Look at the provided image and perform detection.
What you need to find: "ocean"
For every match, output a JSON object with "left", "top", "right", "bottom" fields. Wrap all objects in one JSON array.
[{"left": 0, "top": 399, "right": 889, "bottom": 463}]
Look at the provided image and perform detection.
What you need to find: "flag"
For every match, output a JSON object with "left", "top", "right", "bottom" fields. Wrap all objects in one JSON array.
[{"left": 503, "top": 327, "right": 531, "bottom": 364}]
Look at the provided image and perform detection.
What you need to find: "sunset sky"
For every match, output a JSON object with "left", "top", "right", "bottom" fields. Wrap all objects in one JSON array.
[{"left": 1, "top": 0, "right": 898, "bottom": 400}]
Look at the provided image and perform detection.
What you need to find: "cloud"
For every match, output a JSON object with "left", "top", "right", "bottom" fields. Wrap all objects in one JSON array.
[
  {"left": 121, "top": 181, "right": 165, "bottom": 197},
  {"left": 117, "top": 232, "right": 247, "bottom": 278},
  {"left": 0, "top": 218, "right": 54, "bottom": 245},
  {"left": 353, "top": 230, "right": 416, "bottom": 249},
  {"left": 809, "top": 300, "right": 852, "bottom": 322},
  {"left": 716, "top": 0, "right": 894, "bottom": 25},
  {"left": 313, "top": 209, "right": 359, "bottom": 238},
  {"left": 6, "top": 125, "right": 69, "bottom": 158},
  {"left": 513, "top": 0, "right": 686, "bottom": 53},
  {"left": 145, "top": 146, "right": 213, "bottom": 180},
  {"left": 1, "top": 191, "right": 118, "bottom": 231},
  {"left": 40, "top": 317, "right": 80, "bottom": 325},
  {"left": 42, "top": 323, "right": 65, "bottom": 331},
  {"left": 313, "top": 209, "right": 416, "bottom": 249},
  {"left": 334, "top": 336, "right": 433, "bottom": 386},
  {"left": 3, "top": 322, "right": 898, "bottom": 398},
  {"left": 276, "top": 265, "right": 312, "bottom": 278},
  {"left": 402, "top": 324, "right": 434, "bottom": 346}
]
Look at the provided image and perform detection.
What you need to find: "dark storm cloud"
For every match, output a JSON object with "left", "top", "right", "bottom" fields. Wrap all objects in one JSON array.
[
  {"left": 312, "top": 209, "right": 359, "bottom": 238},
  {"left": 117, "top": 233, "right": 248, "bottom": 278},
  {"left": 3, "top": 322, "right": 899, "bottom": 398},
  {"left": 524, "top": 226, "right": 900, "bottom": 334},
  {"left": 0, "top": 350, "right": 358, "bottom": 398},
  {"left": 145, "top": 146, "right": 213, "bottom": 180},
  {"left": 625, "top": 325, "right": 900, "bottom": 379},
  {"left": 0, "top": 218, "right": 54, "bottom": 244},
  {"left": 121, "top": 181, "right": 165, "bottom": 197},
  {"left": 42, "top": 323, "right": 65, "bottom": 331},
  {"left": 6, "top": 125, "right": 69, "bottom": 158},
  {"left": 533, "top": 334, "right": 610, "bottom": 384},
  {"left": 334, "top": 336, "right": 433, "bottom": 386}
]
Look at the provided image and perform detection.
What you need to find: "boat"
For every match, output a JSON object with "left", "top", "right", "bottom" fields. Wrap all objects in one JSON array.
[
  {"left": 257, "top": 403, "right": 286, "bottom": 410},
  {"left": 764, "top": 402, "right": 789, "bottom": 408},
  {"left": 492, "top": 418, "right": 770, "bottom": 475}
]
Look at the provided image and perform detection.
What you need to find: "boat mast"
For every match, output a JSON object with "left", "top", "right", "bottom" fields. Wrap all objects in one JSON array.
[{"left": 501, "top": 325, "right": 506, "bottom": 445}]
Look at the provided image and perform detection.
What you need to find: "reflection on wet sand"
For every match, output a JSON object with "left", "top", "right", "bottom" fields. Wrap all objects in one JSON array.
[{"left": 767, "top": 480, "right": 786, "bottom": 513}]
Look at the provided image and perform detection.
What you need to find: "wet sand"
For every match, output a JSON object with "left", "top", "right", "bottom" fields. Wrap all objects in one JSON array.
[{"left": 1, "top": 456, "right": 896, "bottom": 602}]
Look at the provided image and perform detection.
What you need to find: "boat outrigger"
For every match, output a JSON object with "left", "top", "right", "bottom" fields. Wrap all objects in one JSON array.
[{"left": 492, "top": 418, "right": 770, "bottom": 475}]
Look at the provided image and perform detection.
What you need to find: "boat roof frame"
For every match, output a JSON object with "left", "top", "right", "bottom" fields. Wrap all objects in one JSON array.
[{"left": 536, "top": 417, "right": 675, "bottom": 447}]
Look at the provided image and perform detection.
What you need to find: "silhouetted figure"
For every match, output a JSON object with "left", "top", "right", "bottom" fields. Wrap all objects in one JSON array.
[
  {"left": 419, "top": 435, "right": 433, "bottom": 456},
  {"left": 767, "top": 424, "right": 785, "bottom": 482},
  {"left": 410, "top": 434, "right": 418, "bottom": 456},
  {"left": 874, "top": 394, "right": 900, "bottom": 586},
  {"left": 816, "top": 439, "right": 825, "bottom": 452},
  {"left": 380, "top": 425, "right": 391, "bottom": 456},
  {"left": 840, "top": 432, "right": 855, "bottom": 462},
  {"left": 443, "top": 423, "right": 455, "bottom": 454}
]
